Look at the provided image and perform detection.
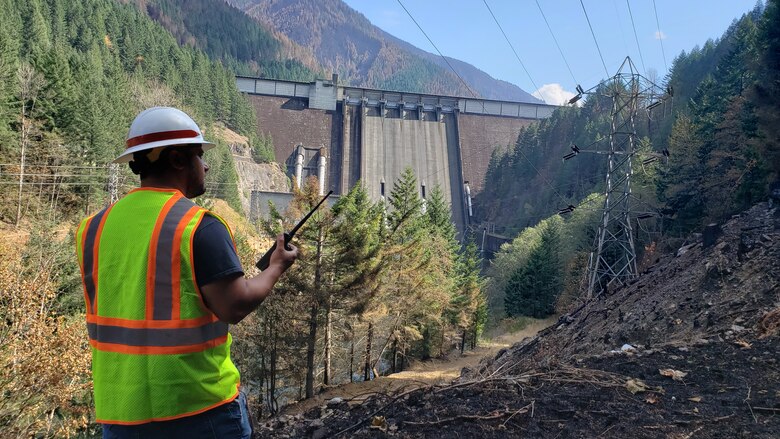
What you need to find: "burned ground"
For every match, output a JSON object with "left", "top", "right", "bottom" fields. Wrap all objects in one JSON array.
[{"left": 256, "top": 203, "right": 780, "bottom": 438}]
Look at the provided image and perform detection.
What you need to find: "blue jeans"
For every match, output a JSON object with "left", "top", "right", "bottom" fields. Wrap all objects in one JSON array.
[{"left": 102, "top": 392, "right": 252, "bottom": 439}]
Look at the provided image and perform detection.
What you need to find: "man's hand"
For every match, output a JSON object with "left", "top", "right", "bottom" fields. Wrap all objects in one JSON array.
[
  {"left": 200, "top": 234, "right": 299, "bottom": 324},
  {"left": 269, "top": 233, "right": 299, "bottom": 271}
]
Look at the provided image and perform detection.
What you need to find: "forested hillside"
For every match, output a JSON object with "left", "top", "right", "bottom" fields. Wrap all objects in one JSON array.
[
  {"left": 226, "top": 0, "right": 542, "bottom": 102},
  {"left": 129, "top": 0, "right": 317, "bottom": 80},
  {"left": 480, "top": 2, "right": 779, "bottom": 323},
  {"left": 0, "top": 0, "right": 298, "bottom": 221}
]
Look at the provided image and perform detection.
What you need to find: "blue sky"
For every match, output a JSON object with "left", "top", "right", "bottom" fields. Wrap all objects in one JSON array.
[{"left": 341, "top": 0, "right": 758, "bottom": 104}]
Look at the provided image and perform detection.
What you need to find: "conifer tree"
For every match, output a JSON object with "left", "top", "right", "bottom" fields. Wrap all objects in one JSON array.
[
  {"left": 657, "top": 114, "right": 705, "bottom": 232},
  {"left": 383, "top": 168, "right": 449, "bottom": 362},
  {"left": 387, "top": 167, "right": 425, "bottom": 236},
  {"left": 328, "top": 182, "right": 384, "bottom": 383},
  {"left": 752, "top": 0, "right": 780, "bottom": 190},
  {"left": 23, "top": 0, "right": 51, "bottom": 62},
  {"left": 268, "top": 177, "right": 335, "bottom": 397},
  {"left": 451, "top": 240, "right": 485, "bottom": 352},
  {"left": 0, "top": 1, "right": 19, "bottom": 150},
  {"left": 504, "top": 218, "right": 563, "bottom": 318}
]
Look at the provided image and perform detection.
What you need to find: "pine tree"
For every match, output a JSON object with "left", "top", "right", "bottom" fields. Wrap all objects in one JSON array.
[
  {"left": 387, "top": 167, "right": 425, "bottom": 236},
  {"left": 22, "top": 0, "right": 51, "bottom": 62},
  {"left": 753, "top": 0, "right": 780, "bottom": 186},
  {"left": 424, "top": 185, "right": 456, "bottom": 241},
  {"left": 504, "top": 218, "right": 563, "bottom": 318},
  {"left": 328, "top": 182, "right": 384, "bottom": 382},
  {"left": 451, "top": 240, "right": 485, "bottom": 351},
  {"left": 268, "top": 177, "right": 336, "bottom": 397},
  {"left": 203, "top": 140, "right": 243, "bottom": 214},
  {"left": 657, "top": 114, "right": 706, "bottom": 232},
  {"left": 384, "top": 168, "right": 450, "bottom": 361},
  {"left": 0, "top": 0, "right": 19, "bottom": 151}
]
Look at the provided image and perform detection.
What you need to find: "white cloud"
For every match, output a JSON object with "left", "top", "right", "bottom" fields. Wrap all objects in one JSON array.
[
  {"left": 654, "top": 31, "right": 667, "bottom": 40},
  {"left": 532, "top": 83, "right": 579, "bottom": 106}
]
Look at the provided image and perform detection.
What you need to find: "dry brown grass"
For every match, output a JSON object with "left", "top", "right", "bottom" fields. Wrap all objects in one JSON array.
[
  {"left": 757, "top": 307, "right": 780, "bottom": 339},
  {"left": 211, "top": 123, "right": 249, "bottom": 146}
]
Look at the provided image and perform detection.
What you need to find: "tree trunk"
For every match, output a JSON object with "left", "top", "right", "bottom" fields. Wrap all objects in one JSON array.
[
  {"left": 461, "top": 328, "right": 466, "bottom": 355},
  {"left": 323, "top": 295, "right": 332, "bottom": 386},
  {"left": 439, "top": 324, "right": 445, "bottom": 357},
  {"left": 16, "top": 113, "right": 28, "bottom": 227},
  {"left": 258, "top": 323, "right": 267, "bottom": 419},
  {"left": 306, "top": 226, "right": 324, "bottom": 398},
  {"left": 370, "top": 315, "right": 404, "bottom": 374},
  {"left": 269, "top": 327, "right": 278, "bottom": 414},
  {"left": 349, "top": 325, "right": 355, "bottom": 383},
  {"left": 364, "top": 321, "right": 373, "bottom": 381},
  {"left": 398, "top": 340, "right": 406, "bottom": 372},
  {"left": 258, "top": 354, "right": 265, "bottom": 418},
  {"left": 471, "top": 323, "right": 478, "bottom": 350},
  {"left": 391, "top": 337, "right": 398, "bottom": 373},
  {"left": 305, "top": 303, "right": 318, "bottom": 399},
  {"left": 422, "top": 326, "right": 431, "bottom": 361},
  {"left": 15, "top": 64, "right": 42, "bottom": 227}
]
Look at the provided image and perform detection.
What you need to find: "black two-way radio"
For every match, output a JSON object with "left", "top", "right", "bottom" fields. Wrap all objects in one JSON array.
[{"left": 255, "top": 190, "right": 333, "bottom": 270}]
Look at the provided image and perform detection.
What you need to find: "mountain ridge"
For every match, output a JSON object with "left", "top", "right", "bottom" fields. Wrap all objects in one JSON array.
[{"left": 227, "top": 0, "right": 542, "bottom": 102}]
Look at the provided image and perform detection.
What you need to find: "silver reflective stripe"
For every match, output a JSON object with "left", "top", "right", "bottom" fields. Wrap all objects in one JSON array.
[
  {"left": 152, "top": 197, "right": 195, "bottom": 320},
  {"left": 87, "top": 321, "right": 228, "bottom": 347},
  {"left": 83, "top": 208, "right": 108, "bottom": 314}
]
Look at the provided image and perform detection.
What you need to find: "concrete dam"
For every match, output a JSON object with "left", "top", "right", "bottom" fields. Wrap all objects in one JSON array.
[{"left": 236, "top": 75, "right": 557, "bottom": 235}]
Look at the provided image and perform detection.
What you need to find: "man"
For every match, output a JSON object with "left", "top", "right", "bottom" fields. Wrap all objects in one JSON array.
[{"left": 76, "top": 107, "right": 298, "bottom": 438}]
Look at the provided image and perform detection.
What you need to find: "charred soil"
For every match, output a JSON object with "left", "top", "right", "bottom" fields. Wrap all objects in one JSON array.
[{"left": 256, "top": 203, "right": 780, "bottom": 438}]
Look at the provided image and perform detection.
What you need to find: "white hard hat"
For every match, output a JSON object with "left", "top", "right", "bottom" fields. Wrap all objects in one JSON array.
[{"left": 114, "top": 107, "right": 216, "bottom": 163}]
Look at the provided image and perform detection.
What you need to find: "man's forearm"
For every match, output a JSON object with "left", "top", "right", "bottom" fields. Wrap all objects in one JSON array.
[{"left": 246, "top": 264, "right": 286, "bottom": 303}]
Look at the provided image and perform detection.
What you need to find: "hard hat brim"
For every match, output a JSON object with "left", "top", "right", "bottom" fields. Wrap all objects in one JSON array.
[{"left": 113, "top": 139, "right": 217, "bottom": 163}]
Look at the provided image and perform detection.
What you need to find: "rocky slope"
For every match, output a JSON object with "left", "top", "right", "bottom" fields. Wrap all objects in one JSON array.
[
  {"left": 256, "top": 203, "right": 780, "bottom": 438},
  {"left": 213, "top": 126, "right": 290, "bottom": 215}
]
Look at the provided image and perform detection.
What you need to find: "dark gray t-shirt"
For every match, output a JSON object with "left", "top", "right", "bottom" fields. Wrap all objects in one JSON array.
[{"left": 192, "top": 215, "right": 244, "bottom": 287}]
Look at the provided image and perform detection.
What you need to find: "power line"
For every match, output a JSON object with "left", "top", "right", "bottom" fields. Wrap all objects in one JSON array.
[
  {"left": 652, "top": 0, "right": 669, "bottom": 71},
  {"left": 611, "top": 0, "right": 632, "bottom": 58},
  {"left": 514, "top": 147, "right": 568, "bottom": 204},
  {"left": 395, "top": 0, "right": 573, "bottom": 213},
  {"left": 625, "top": 0, "right": 647, "bottom": 75},
  {"left": 0, "top": 172, "right": 106, "bottom": 178},
  {"left": 0, "top": 181, "right": 107, "bottom": 186},
  {"left": 579, "top": 0, "right": 610, "bottom": 77},
  {"left": 395, "top": 0, "right": 478, "bottom": 99},
  {"left": 0, "top": 163, "right": 109, "bottom": 169},
  {"left": 482, "top": 0, "right": 541, "bottom": 94},
  {"left": 534, "top": 0, "right": 578, "bottom": 85}
]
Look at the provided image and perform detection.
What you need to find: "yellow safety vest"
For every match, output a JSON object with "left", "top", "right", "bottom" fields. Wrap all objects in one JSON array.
[{"left": 76, "top": 188, "right": 240, "bottom": 424}]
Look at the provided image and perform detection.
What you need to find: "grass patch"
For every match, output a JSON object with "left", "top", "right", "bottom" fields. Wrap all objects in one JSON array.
[{"left": 484, "top": 316, "right": 541, "bottom": 340}]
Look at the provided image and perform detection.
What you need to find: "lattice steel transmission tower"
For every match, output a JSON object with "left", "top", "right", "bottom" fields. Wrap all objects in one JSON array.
[
  {"left": 108, "top": 163, "right": 119, "bottom": 205},
  {"left": 564, "top": 57, "right": 671, "bottom": 298}
]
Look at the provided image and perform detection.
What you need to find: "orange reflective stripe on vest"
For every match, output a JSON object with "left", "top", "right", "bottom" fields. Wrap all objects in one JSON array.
[
  {"left": 147, "top": 195, "right": 200, "bottom": 321},
  {"left": 81, "top": 206, "right": 113, "bottom": 315}
]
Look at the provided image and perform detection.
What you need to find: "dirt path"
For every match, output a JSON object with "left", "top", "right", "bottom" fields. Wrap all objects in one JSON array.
[{"left": 280, "top": 316, "right": 557, "bottom": 416}]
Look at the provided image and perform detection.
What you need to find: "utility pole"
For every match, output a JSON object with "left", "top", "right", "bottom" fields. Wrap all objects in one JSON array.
[
  {"left": 563, "top": 57, "right": 671, "bottom": 299},
  {"left": 108, "top": 163, "right": 119, "bottom": 205}
]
